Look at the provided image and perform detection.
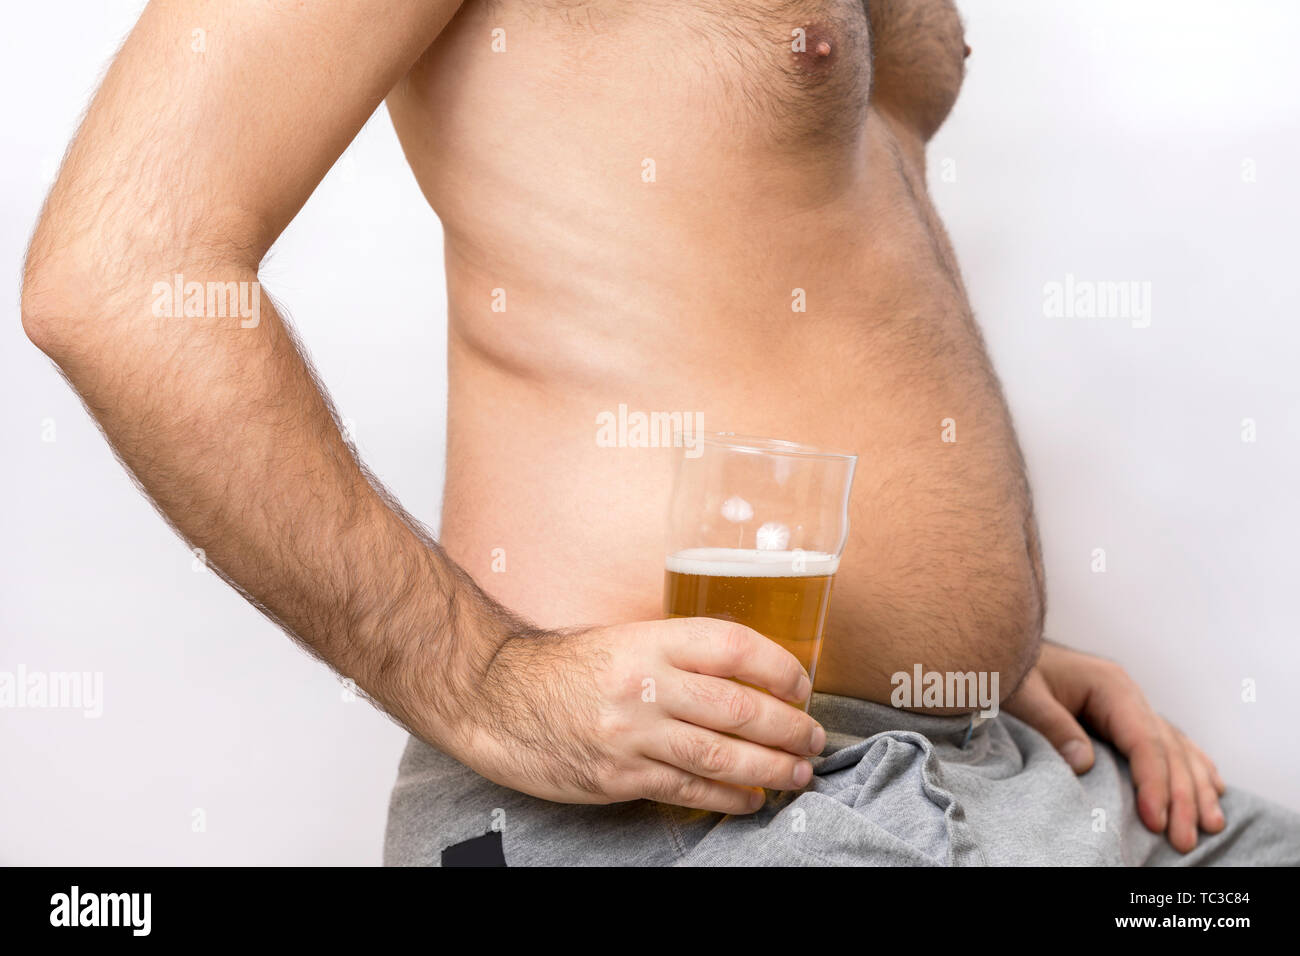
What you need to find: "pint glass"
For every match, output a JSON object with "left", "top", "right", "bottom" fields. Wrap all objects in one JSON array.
[{"left": 663, "top": 434, "right": 857, "bottom": 703}]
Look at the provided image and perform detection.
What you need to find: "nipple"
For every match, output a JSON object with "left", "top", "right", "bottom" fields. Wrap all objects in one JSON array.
[{"left": 791, "top": 23, "right": 839, "bottom": 76}]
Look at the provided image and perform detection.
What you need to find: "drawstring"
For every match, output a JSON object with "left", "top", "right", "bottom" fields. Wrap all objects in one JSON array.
[
  {"left": 962, "top": 713, "right": 991, "bottom": 748},
  {"left": 962, "top": 716, "right": 976, "bottom": 748}
]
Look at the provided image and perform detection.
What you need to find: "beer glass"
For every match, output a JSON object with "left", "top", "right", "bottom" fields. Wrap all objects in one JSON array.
[{"left": 663, "top": 433, "right": 857, "bottom": 706}]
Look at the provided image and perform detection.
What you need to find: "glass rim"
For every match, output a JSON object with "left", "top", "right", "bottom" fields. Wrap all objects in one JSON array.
[{"left": 693, "top": 431, "right": 858, "bottom": 463}]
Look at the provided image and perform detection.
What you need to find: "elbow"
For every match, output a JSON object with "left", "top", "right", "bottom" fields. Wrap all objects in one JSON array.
[
  {"left": 21, "top": 262, "right": 59, "bottom": 356},
  {"left": 22, "top": 236, "right": 263, "bottom": 362},
  {"left": 20, "top": 239, "right": 92, "bottom": 361},
  {"left": 23, "top": 211, "right": 155, "bottom": 360},
  {"left": 23, "top": 243, "right": 157, "bottom": 363},
  {"left": 21, "top": 286, "right": 69, "bottom": 361}
]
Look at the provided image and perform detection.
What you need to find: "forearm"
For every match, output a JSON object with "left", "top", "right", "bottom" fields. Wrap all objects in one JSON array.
[{"left": 22, "top": 257, "right": 512, "bottom": 754}]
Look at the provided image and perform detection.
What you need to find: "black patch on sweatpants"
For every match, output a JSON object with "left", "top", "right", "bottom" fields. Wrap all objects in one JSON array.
[{"left": 441, "top": 831, "right": 507, "bottom": 867}]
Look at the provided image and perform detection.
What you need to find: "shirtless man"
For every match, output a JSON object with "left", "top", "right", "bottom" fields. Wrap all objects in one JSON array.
[{"left": 21, "top": 0, "right": 1299, "bottom": 865}]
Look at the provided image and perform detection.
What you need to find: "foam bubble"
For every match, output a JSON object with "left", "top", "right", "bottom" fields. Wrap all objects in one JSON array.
[
  {"left": 755, "top": 522, "right": 790, "bottom": 550},
  {"left": 665, "top": 547, "right": 839, "bottom": 578},
  {"left": 720, "top": 496, "right": 754, "bottom": 522}
]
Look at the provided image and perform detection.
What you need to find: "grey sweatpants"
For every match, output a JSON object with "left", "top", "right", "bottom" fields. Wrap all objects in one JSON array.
[{"left": 384, "top": 692, "right": 1300, "bottom": 866}]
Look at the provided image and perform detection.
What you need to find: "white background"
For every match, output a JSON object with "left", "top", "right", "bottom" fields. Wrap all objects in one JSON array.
[{"left": 2, "top": 1, "right": 1297, "bottom": 865}]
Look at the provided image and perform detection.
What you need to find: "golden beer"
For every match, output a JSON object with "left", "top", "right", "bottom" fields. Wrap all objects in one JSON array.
[{"left": 663, "top": 548, "right": 837, "bottom": 679}]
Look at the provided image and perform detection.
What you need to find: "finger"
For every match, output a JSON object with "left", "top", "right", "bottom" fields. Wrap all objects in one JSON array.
[
  {"left": 1079, "top": 678, "right": 1170, "bottom": 832},
  {"left": 1075, "top": 664, "right": 1151, "bottom": 753},
  {"left": 1158, "top": 721, "right": 1199, "bottom": 853},
  {"left": 1125, "top": 729, "right": 1171, "bottom": 835},
  {"left": 647, "top": 720, "right": 814, "bottom": 791},
  {"left": 667, "top": 671, "right": 825, "bottom": 756},
  {"left": 1186, "top": 737, "right": 1227, "bottom": 796},
  {"left": 635, "top": 760, "right": 769, "bottom": 815},
  {"left": 1004, "top": 669, "right": 1095, "bottom": 772},
  {"left": 666, "top": 618, "right": 810, "bottom": 704},
  {"left": 1178, "top": 731, "right": 1225, "bottom": 834}
]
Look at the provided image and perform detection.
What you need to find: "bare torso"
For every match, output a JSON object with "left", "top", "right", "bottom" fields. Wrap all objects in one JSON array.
[{"left": 386, "top": 0, "right": 1044, "bottom": 702}]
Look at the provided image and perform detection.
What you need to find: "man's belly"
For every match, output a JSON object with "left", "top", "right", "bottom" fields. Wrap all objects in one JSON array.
[{"left": 436, "top": 263, "right": 1043, "bottom": 705}]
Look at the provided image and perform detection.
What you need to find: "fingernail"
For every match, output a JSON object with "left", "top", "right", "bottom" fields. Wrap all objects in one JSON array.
[
  {"left": 749, "top": 789, "right": 766, "bottom": 811},
  {"left": 1208, "top": 803, "right": 1224, "bottom": 828},
  {"left": 1139, "top": 792, "right": 1168, "bottom": 832},
  {"left": 795, "top": 673, "right": 812, "bottom": 701},
  {"left": 809, "top": 723, "right": 826, "bottom": 755},
  {"left": 793, "top": 760, "right": 813, "bottom": 787},
  {"left": 1059, "top": 740, "right": 1089, "bottom": 773}
]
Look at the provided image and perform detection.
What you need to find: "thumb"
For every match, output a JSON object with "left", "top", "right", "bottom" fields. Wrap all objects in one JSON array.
[{"left": 1006, "top": 671, "right": 1096, "bottom": 774}]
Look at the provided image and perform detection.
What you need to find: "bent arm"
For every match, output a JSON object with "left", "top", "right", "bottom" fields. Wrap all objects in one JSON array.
[{"left": 20, "top": 0, "right": 501, "bottom": 754}]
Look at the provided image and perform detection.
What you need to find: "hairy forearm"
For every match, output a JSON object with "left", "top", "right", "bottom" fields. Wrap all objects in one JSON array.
[{"left": 21, "top": 255, "right": 516, "bottom": 754}]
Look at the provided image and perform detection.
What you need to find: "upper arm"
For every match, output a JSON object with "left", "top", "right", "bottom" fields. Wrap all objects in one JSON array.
[{"left": 24, "top": 0, "right": 462, "bottom": 315}]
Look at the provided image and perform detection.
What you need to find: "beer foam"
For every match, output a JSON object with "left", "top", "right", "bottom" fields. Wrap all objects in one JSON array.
[{"left": 665, "top": 548, "right": 839, "bottom": 577}]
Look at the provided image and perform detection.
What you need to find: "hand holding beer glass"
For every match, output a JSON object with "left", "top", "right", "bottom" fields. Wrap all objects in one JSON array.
[{"left": 664, "top": 434, "right": 857, "bottom": 711}]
